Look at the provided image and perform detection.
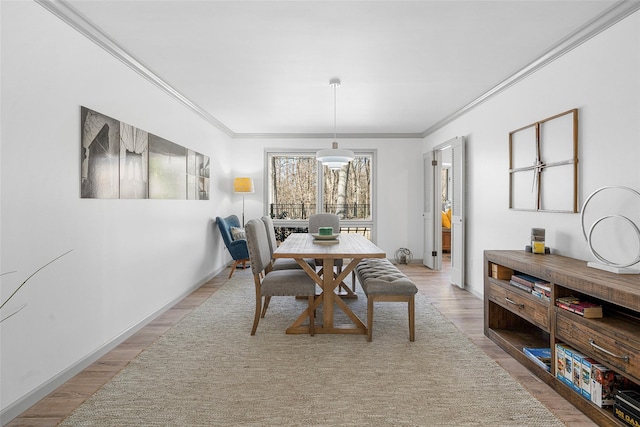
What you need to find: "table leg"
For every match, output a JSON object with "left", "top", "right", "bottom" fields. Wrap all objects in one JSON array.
[{"left": 323, "top": 258, "right": 335, "bottom": 329}]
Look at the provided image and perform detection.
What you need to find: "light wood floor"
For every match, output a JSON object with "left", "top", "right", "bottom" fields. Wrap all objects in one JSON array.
[{"left": 6, "top": 260, "right": 595, "bottom": 426}]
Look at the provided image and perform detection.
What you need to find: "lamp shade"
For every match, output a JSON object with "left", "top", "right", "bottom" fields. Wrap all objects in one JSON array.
[
  {"left": 233, "top": 177, "right": 254, "bottom": 194},
  {"left": 316, "top": 142, "right": 354, "bottom": 170}
]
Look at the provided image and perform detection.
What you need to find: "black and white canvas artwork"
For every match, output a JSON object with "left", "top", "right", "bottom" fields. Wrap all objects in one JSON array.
[
  {"left": 80, "top": 106, "right": 210, "bottom": 200},
  {"left": 120, "top": 123, "right": 149, "bottom": 199},
  {"left": 187, "top": 149, "right": 197, "bottom": 200},
  {"left": 81, "top": 107, "right": 120, "bottom": 198},
  {"left": 187, "top": 150, "right": 210, "bottom": 200},
  {"left": 148, "top": 134, "right": 187, "bottom": 200},
  {"left": 197, "top": 153, "right": 210, "bottom": 200}
]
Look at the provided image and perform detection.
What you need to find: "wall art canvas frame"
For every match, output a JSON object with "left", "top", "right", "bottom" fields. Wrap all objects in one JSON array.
[
  {"left": 80, "top": 106, "right": 210, "bottom": 200},
  {"left": 81, "top": 108, "right": 120, "bottom": 198},
  {"left": 509, "top": 108, "right": 579, "bottom": 213}
]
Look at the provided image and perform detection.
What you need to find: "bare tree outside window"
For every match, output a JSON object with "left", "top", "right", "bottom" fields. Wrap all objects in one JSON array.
[
  {"left": 322, "top": 155, "right": 371, "bottom": 220},
  {"left": 267, "top": 151, "right": 374, "bottom": 241},
  {"left": 269, "top": 155, "right": 317, "bottom": 220}
]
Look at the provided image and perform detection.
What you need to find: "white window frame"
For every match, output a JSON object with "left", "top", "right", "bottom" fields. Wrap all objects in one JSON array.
[{"left": 264, "top": 148, "right": 377, "bottom": 242}]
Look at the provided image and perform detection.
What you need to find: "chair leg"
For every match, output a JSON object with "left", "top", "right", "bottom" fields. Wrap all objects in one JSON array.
[
  {"left": 351, "top": 271, "right": 356, "bottom": 292},
  {"left": 261, "top": 296, "right": 271, "bottom": 318},
  {"left": 367, "top": 297, "right": 374, "bottom": 342},
  {"left": 408, "top": 297, "right": 415, "bottom": 342},
  {"left": 228, "top": 261, "right": 237, "bottom": 278},
  {"left": 308, "top": 296, "right": 315, "bottom": 336},
  {"left": 251, "top": 294, "right": 262, "bottom": 336}
]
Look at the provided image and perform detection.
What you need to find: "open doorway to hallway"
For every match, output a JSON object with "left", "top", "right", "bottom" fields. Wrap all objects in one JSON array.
[{"left": 423, "top": 136, "right": 465, "bottom": 288}]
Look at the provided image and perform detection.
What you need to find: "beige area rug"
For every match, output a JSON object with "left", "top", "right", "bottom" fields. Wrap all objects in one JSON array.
[{"left": 60, "top": 269, "right": 563, "bottom": 426}]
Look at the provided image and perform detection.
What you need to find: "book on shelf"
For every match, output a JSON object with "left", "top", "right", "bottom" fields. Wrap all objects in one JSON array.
[
  {"left": 561, "top": 346, "right": 578, "bottom": 390},
  {"left": 511, "top": 273, "right": 549, "bottom": 287},
  {"left": 614, "top": 390, "right": 640, "bottom": 427},
  {"left": 581, "top": 357, "right": 596, "bottom": 400},
  {"left": 508, "top": 279, "right": 533, "bottom": 293},
  {"left": 533, "top": 282, "right": 551, "bottom": 296},
  {"left": 491, "top": 263, "right": 513, "bottom": 280},
  {"left": 555, "top": 296, "right": 603, "bottom": 318},
  {"left": 617, "top": 390, "right": 640, "bottom": 415},
  {"left": 531, "top": 289, "right": 550, "bottom": 302},
  {"left": 555, "top": 343, "right": 568, "bottom": 381},
  {"left": 614, "top": 402, "right": 640, "bottom": 427},
  {"left": 523, "top": 347, "right": 551, "bottom": 372},
  {"left": 591, "top": 363, "right": 622, "bottom": 407}
]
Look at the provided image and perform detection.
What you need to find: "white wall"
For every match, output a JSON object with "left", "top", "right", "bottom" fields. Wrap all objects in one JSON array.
[
  {"left": 0, "top": 2, "right": 234, "bottom": 418},
  {"left": 424, "top": 11, "right": 640, "bottom": 297},
  {"left": 232, "top": 138, "right": 424, "bottom": 258}
]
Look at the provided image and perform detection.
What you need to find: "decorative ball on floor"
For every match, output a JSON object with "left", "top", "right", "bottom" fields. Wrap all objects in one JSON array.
[{"left": 394, "top": 248, "right": 412, "bottom": 264}]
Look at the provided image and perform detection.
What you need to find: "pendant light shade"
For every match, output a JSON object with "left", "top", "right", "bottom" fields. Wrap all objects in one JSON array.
[
  {"left": 316, "top": 78, "right": 354, "bottom": 170},
  {"left": 316, "top": 142, "right": 355, "bottom": 170}
]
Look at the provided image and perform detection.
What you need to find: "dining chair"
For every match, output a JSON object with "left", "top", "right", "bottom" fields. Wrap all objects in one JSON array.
[
  {"left": 261, "top": 216, "right": 316, "bottom": 272},
  {"left": 245, "top": 218, "right": 316, "bottom": 336},
  {"left": 308, "top": 213, "right": 355, "bottom": 292}
]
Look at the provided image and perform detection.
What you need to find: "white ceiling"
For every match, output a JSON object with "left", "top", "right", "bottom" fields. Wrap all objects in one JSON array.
[{"left": 56, "top": 0, "right": 632, "bottom": 137}]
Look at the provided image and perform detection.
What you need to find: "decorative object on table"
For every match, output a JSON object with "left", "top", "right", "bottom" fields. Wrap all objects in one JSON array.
[
  {"left": 215, "top": 215, "right": 250, "bottom": 278},
  {"left": 580, "top": 185, "right": 640, "bottom": 274},
  {"left": 531, "top": 227, "right": 546, "bottom": 254},
  {"left": 318, "top": 227, "right": 333, "bottom": 236},
  {"left": 0, "top": 249, "right": 73, "bottom": 323},
  {"left": 394, "top": 248, "right": 413, "bottom": 264},
  {"left": 508, "top": 108, "right": 578, "bottom": 212},
  {"left": 311, "top": 233, "right": 339, "bottom": 241},
  {"left": 233, "top": 177, "right": 254, "bottom": 227},
  {"left": 81, "top": 106, "right": 209, "bottom": 200},
  {"left": 316, "top": 78, "right": 354, "bottom": 170}
]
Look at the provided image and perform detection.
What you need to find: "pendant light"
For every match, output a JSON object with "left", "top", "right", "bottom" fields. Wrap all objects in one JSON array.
[{"left": 316, "top": 78, "right": 354, "bottom": 170}]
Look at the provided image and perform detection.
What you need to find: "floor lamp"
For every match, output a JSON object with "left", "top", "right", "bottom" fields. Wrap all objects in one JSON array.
[{"left": 233, "top": 177, "right": 254, "bottom": 227}]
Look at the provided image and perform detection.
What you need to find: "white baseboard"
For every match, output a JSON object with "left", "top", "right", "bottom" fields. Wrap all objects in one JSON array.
[{"left": 0, "top": 267, "right": 224, "bottom": 426}]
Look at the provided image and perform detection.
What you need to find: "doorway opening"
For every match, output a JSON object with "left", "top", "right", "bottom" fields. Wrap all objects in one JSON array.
[{"left": 423, "top": 137, "right": 465, "bottom": 289}]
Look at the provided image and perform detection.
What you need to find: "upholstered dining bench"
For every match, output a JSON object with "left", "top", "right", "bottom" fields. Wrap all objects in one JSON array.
[{"left": 355, "top": 258, "right": 418, "bottom": 342}]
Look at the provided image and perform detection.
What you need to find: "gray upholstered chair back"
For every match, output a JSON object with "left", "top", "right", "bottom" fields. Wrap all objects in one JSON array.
[
  {"left": 308, "top": 213, "right": 340, "bottom": 234},
  {"left": 261, "top": 216, "right": 278, "bottom": 256},
  {"left": 245, "top": 218, "right": 272, "bottom": 275}
]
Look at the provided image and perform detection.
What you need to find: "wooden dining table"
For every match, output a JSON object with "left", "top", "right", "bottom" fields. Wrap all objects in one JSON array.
[{"left": 273, "top": 232, "right": 385, "bottom": 335}]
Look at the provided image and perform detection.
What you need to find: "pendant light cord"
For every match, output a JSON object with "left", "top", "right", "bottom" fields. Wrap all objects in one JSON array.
[{"left": 333, "top": 83, "right": 337, "bottom": 141}]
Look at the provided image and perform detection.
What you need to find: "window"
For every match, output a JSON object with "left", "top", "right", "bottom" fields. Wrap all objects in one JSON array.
[{"left": 265, "top": 149, "right": 375, "bottom": 241}]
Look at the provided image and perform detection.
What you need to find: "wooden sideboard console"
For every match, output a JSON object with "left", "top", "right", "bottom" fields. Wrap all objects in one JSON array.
[{"left": 484, "top": 250, "right": 640, "bottom": 426}]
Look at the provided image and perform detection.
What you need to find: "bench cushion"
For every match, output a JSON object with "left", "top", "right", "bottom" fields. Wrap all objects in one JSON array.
[{"left": 356, "top": 259, "right": 418, "bottom": 296}]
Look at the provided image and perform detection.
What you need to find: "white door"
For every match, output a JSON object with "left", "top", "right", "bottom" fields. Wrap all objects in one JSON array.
[
  {"left": 422, "top": 151, "right": 442, "bottom": 269},
  {"left": 450, "top": 137, "right": 465, "bottom": 288}
]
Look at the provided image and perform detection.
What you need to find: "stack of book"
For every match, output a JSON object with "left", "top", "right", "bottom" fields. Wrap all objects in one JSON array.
[
  {"left": 555, "top": 296, "right": 603, "bottom": 318},
  {"left": 556, "top": 342, "right": 632, "bottom": 407},
  {"left": 532, "top": 282, "right": 551, "bottom": 302},
  {"left": 509, "top": 273, "right": 550, "bottom": 295}
]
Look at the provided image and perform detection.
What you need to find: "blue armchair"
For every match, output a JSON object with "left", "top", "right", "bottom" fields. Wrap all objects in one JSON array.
[{"left": 216, "top": 215, "right": 250, "bottom": 278}]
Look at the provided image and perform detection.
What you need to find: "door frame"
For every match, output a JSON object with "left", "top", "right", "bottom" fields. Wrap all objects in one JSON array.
[{"left": 424, "top": 137, "right": 465, "bottom": 289}]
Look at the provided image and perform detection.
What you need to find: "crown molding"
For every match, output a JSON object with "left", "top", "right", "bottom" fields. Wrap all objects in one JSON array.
[
  {"left": 421, "top": 0, "right": 640, "bottom": 138},
  {"left": 37, "top": 0, "right": 639, "bottom": 141},
  {"left": 35, "top": 0, "right": 235, "bottom": 137},
  {"left": 232, "top": 132, "right": 423, "bottom": 139}
]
